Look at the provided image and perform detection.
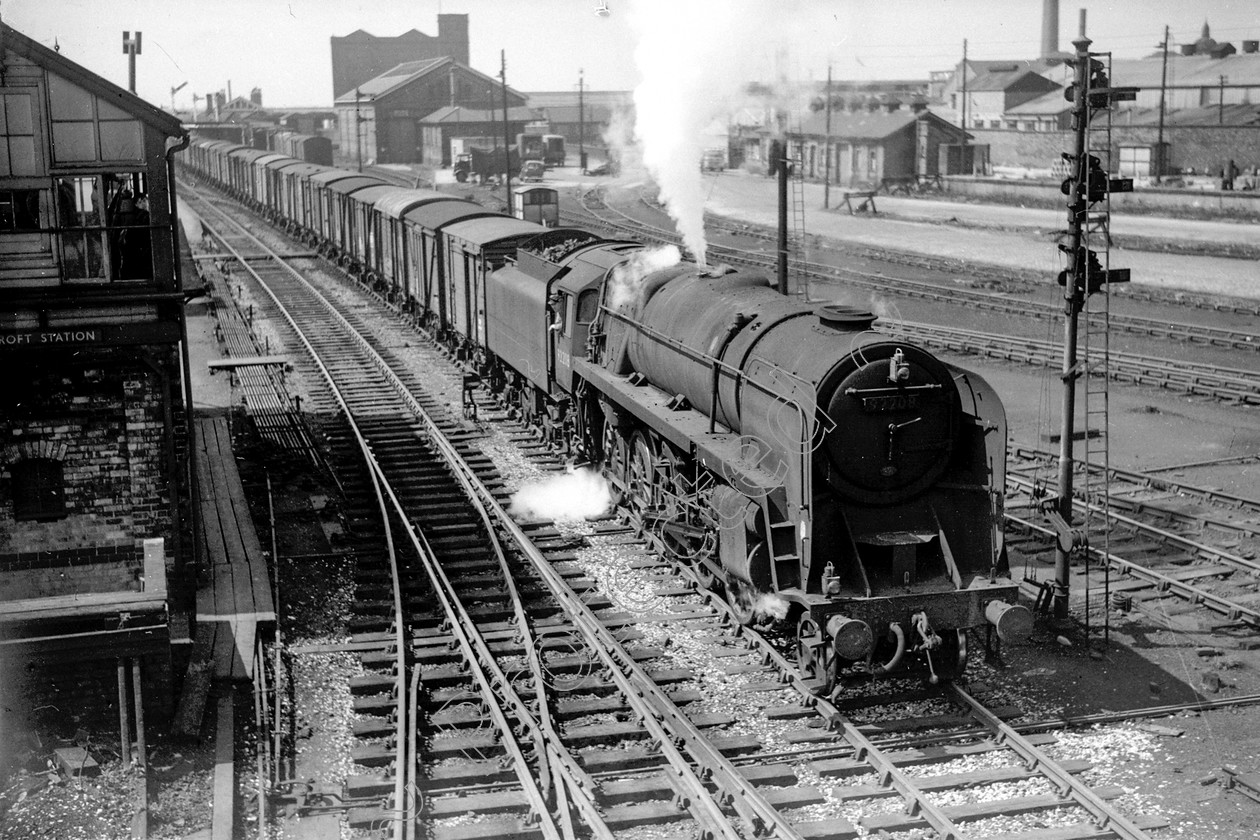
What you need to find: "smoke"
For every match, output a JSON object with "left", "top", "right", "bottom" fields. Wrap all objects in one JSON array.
[
  {"left": 628, "top": 0, "right": 801, "bottom": 266},
  {"left": 509, "top": 467, "right": 613, "bottom": 522},
  {"left": 606, "top": 244, "right": 681, "bottom": 311},
  {"left": 601, "top": 107, "right": 643, "bottom": 179},
  {"left": 752, "top": 592, "right": 790, "bottom": 622}
]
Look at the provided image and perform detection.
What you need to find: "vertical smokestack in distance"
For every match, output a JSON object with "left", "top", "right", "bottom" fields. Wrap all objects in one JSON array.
[{"left": 1041, "top": 0, "right": 1059, "bottom": 57}]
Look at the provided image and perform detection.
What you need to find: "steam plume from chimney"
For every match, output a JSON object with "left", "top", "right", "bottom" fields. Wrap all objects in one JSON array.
[{"left": 629, "top": 0, "right": 799, "bottom": 266}]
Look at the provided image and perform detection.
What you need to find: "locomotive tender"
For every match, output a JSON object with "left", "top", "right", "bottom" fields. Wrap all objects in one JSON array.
[{"left": 184, "top": 139, "right": 1031, "bottom": 687}]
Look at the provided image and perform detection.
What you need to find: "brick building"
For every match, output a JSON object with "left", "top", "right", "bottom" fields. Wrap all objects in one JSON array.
[
  {"left": 334, "top": 58, "right": 527, "bottom": 165},
  {"left": 330, "top": 16, "right": 470, "bottom": 100},
  {"left": 417, "top": 105, "right": 535, "bottom": 167},
  {"left": 0, "top": 22, "right": 192, "bottom": 752},
  {"left": 782, "top": 107, "right": 970, "bottom": 187},
  {"left": 966, "top": 121, "right": 1260, "bottom": 178}
]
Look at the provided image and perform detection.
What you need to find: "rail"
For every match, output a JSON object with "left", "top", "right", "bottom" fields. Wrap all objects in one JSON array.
[
  {"left": 185, "top": 182, "right": 412, "bottom": 838},
  {"left": 1007, "top": 472, "right": 1260, "bottom": 578},
  {"left": 949, "top": 684, "right": 1153, "bottom": 840},
  {"left": 1013, "top": 443, "right": 1260, "bottom": 517},
  {"left": 206, "top": 190, "right": 616, "bottom": 835},
  {"left": 1006, "top": 511, "right": 1260, "bottom": 628}
]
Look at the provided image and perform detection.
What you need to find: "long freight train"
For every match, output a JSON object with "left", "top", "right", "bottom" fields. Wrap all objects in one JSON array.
[{"left": 183, "top": 139, "right": 1032, "bottom": 689}]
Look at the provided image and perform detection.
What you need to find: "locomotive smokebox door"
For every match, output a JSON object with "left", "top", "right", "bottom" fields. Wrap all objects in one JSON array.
[{"left": 822, "top": 344, "right": 959, "bottom": 506}]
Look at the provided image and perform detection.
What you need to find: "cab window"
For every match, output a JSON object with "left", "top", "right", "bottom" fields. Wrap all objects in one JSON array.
[
  {"left": 576, "top": 289, "right": 599, "bottom": 324},
  {"left": 552, "top": 292, "right": 571, "bottom": 338}
]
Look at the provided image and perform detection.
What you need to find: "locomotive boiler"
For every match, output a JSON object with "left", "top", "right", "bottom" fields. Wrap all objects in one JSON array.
[{"left": 577, "top": 261, "right": 1031, "bottom": 686}]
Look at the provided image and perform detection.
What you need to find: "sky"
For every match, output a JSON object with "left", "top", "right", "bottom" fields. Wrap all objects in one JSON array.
[{"left": 3, "top": 0, "right": 1258, "bottom": 111}]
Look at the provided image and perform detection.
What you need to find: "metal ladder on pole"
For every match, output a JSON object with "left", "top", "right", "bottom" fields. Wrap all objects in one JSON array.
[{"left": 1078, "top": 50, "right": 1132, "bottom": 644}]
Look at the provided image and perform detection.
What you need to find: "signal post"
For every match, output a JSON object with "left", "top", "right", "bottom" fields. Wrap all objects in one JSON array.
[{"left": 1047, "top": 37, "right": 1137, "bottom": 621}]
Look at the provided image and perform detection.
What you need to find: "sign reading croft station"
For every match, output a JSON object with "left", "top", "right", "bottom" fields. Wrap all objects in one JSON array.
[
  {"left": 0, "top": 322, "right": 181, "bottom": 349},
  {"left": 1, "top": 329, "right": 103, "bottom": 345}
]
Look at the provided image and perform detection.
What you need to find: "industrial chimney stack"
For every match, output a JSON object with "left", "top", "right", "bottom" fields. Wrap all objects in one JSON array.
[{"left": 1041, "top": 0, "right": 1060, "bottom": 57}]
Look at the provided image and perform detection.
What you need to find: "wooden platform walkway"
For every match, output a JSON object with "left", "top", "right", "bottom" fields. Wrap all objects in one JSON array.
[
  {"left": 175, "top": 414, "right": 276, "bottom": 743},
  {"left": 193, "top": 414, "right": 275, "bottom": 681}
]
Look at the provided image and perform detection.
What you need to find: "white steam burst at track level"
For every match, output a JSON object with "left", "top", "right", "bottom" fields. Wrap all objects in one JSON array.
[
  {"left": 509, "top": 467, "right": 613, "bottom": 522},
  {"left": 752, "top": 593, "right": 790, "bottom": 622},
  {"left": 628, "top": 0, "right": 803, "bottom": 267}
]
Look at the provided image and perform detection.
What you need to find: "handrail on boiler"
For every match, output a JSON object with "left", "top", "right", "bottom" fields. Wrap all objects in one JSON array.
[{"left": 601, "top": 305, "right": 818, "bottom": 534}]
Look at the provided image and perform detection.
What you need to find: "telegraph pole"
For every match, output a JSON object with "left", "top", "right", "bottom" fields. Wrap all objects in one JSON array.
[
  {"left": 960, "top": 39, "right": 968, "bottom": 174},
  {"left": 500, "top": 50, "right": 513, "bottom": 206},
  {"left": 578, "top": 69, "right": 586, "bottom": 173},
  {"left": 1219, "top": 75, "right": 1227, "bottom": 124},
  {"left": 823, "top": 64, "right": 833, "bottom": 210},
  {"left": 1155, "top": 26, "right": 1168, "bottom": 183},
  {"left": 122, "top": 31, "right": 141, "bottom": 93},
  {"left": 355, "top": 87, "right": 364, "bottom": 172},
  {"left": 772, "top": 139, "right": 789, "bottom": 296}
]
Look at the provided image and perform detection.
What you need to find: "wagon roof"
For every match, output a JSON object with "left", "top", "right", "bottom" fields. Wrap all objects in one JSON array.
[
  {"left": 322, "top": 176, "right": 387, "bottom": 195},
  {"left": 343, "top": 184, "right": 402, "bottom": 204},
  {"left": 195, "top": 138, "right": 237, "bottom": 152},
  {"left": 375, "top": 189, "right": 452, "bottom": 219},
  {"left": 310, "top": 169, "right": 377, "bottom": 186},
  {"left": 228, "top": 148, "right": 274, "bottom": 162},
  {"left": 443, "top": 216, "right": 543, "bottom": 246},
  {"left": 401, "top": 200, "right": 496, "bottom": 230},
  {"left": 268, "top": 160, "right": 322, "bottom": 174}
]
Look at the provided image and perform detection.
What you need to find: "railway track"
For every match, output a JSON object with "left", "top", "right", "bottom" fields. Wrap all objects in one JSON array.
[
  {"left": 1012, "top": 445, "right": 1260, "bottom": 540},
  {"left": 1006, "top": 447, "right": 1260, "bottom": 633},
  {"left": 179, "top": 177, "right": 1170, "bottom": 840}
]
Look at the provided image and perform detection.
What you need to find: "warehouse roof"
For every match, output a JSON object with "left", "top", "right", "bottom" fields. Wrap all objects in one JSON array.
[{"left": 334, "top": 57, "right": 524, "bottom": 105}]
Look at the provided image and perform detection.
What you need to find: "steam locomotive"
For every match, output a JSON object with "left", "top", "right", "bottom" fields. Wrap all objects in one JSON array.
[{"left": 184, "top": 139, "right": 1031, "bottom": 689}]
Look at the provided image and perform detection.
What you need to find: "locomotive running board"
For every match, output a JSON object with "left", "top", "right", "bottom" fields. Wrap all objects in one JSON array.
[{"left": 576, "top": 360, "right": 782, "bottom": 497}]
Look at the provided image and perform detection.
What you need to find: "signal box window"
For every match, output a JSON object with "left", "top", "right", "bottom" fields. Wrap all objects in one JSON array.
[
  {"left": 48, "top": 71, "right": 143, "bottom": 164},
  {"left": 0, "top": 190, "right": 41, "bottom": 230},
  {"left": 56, "top": 172, "right": 152, "bottom": 282},
  {"left": 11, "top": 458, "right": 68, "bottom": 522},
  {"left": 0, "top": 93, "right": 39, "bottom": 176}
]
